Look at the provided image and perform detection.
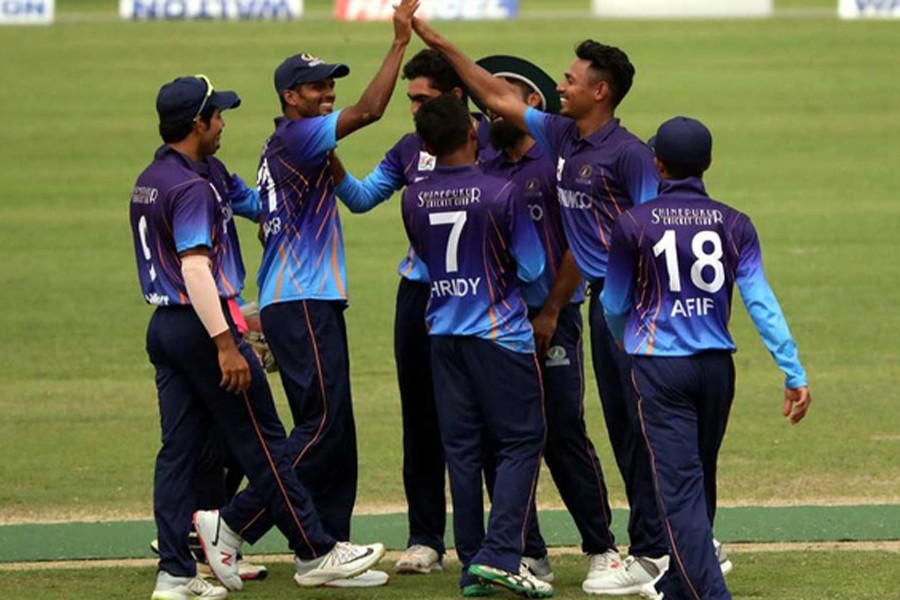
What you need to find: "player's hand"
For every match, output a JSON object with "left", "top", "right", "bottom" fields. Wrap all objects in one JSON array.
[
  {"left": 530, "top": 308, "right": 559, "bottom": 357},
  {"left": 217, "top": 342, "right": 252, "bottom": 394},
  {"left": 392, "top": 0, "right": 420, "bottom": 45},
  {"left": 783, "top": 385, "right": 810, "bottom": 424}
]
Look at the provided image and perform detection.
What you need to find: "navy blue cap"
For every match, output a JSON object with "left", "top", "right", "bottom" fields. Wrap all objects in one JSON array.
[
  {"left": 156, "top": 76, "right": 241, "bottom": 124},
  {"left": 474, "top": 55, "right": 561, "bottom": 115},
  {"left": 649, "top": 116, "right": 713, "bottom": 165},
  {"left": 274, "top": 53, "right": 350, "bottom": 93}
]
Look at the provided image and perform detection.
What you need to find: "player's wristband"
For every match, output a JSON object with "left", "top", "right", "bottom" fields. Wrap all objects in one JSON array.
[{"left": 181, "top": 254, "right": 229, "bottom": 338}]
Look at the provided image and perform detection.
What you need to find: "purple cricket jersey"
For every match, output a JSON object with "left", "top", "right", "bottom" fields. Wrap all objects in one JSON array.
[
  {"left": 480, "top": 142, "right": 585, "bottom": 309},
  {"left": 524, "top": 108, "right": 659, "bottom": 282},
  {"left": 256, "top": 111, "right": 346, "bottom": 307},
  {"left": 129, "top": 145, "right": 238, "bottom": 306},
  {"left": 602, "top": 178, "right": 806, "bottom": 388},
  {"left": 347, "top": 114, "right": 493, "bottom": 282},
  {"left": 401, "top": 164, "right": 545, "bottom": 353}
]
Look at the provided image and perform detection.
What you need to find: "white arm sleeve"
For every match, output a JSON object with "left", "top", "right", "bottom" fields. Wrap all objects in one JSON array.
[{"left": 181, "top": 254, "right": 229, "bottom": 338}]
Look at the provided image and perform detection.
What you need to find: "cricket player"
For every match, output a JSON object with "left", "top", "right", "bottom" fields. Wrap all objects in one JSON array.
[
  {"left": 412, "top": 19, "right": 669, "bottom": 595},
  {"left": 331, "top": 48, "right": 490, "bottom": 575},
  {"left": 130, "top": 75, "right": 384, "bottom": 600},
  {"left": 601, "top": 116, "right": 811, "bottom": 600},
  {"left": 401, "top": 93, "right": 550, "bottom": 599},
  {"left": 193, "top": 0, "right": 421, "bottom": 589},
  {"left": 475, "top": 55, "right": 621, "bottom": 587}
]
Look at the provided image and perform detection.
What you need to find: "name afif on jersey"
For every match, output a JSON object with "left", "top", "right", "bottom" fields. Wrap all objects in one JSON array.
[{"left": 431, "top": 277, "right": 481, "bottom": 298}]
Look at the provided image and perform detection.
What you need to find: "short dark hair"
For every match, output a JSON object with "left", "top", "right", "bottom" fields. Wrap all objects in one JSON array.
[
  {"left": 414, "top": 95, "right": 471, "bottom": 157},
  {"left": 661, "top": 159, "right": 710, "bottom": 180},
  {"left": 158, "top": 105, "right": 215, "bottom": 144},
  {"left": 575, "top": 40, "right": 635, "bottom": 107},
  {"left": 402, "top": 49, "right": 468, "bottom": 101}
]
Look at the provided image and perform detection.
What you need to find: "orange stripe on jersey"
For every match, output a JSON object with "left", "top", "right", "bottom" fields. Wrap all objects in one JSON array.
[
  {"left": 330, "top": 228, "right": 347, "bottom": 299},
  {"left": 592, "top": 208, "right": 609, "bottom": 250},
  {"left": 601, "top": 174, "right": 623, "bottom": 215},
  {"left": 277, "top": 156, "right": 310, "bottom": 188},
  {"left": 274, "top": 244, "right": 287, "bottom": 302},
  {"left": 487, "top": 212, "right": 508, "bottom": 252}
]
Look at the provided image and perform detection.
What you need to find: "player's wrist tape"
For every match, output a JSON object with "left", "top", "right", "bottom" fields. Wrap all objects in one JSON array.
[{"left": 181, "top": 254, "right": 229, "bottom": 338}]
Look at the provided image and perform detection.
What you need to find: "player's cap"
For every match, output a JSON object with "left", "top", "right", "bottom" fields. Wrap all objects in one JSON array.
[
  {"left": 156, "top": 75, "right": 241, "bottom": 124},
  {"left": 274, "top": 53, "right": 350, "bottom": 93},
  {"left": 648, "top": 116, "right": 713, "bottom": 165},
  {"left": 473, "top": 55, "right": 561, "bottom": 115}
]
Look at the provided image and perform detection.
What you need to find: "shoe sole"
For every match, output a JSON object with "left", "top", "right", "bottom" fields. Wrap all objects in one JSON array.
[
  {"left": 293, "top": 545, "right": 386, "bottom": 587},
  {"left": 324, "top": 569, "right": 391, "bottom": 587},
  {"left": 240, "top": 567, "right": 269, "bottom": 581},
  {"left": 469, "top": 564, "right": 553, "bottom": 599},
  {"left": 191, "top": 512, "right": 242, "bottom": 592},
  {"left": 396, "top": 563, "right": 444, "bottom": 575}
]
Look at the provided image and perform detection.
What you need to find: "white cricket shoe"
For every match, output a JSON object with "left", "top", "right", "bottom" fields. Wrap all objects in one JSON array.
[
  {"left": 395, "top": 544, "right": 444, "bottom": 574},
  {"left": 520, "top": 554, "right": 554, "bottom": 583},
  {"left": 293, "top": 541, "right": 386, "bottom": 587},
  {"left": 192, "top": 510, "right": 243, "bottom": 592},
  {"left": 714, "top": 539, "right": 733, "bottom": 575},
  {"left": 639, "top": 581, "right": 664, "bottom": 600},
  {"left": 584, "top": 549, "right": 622, "bottom": 582},
  {"left": 151, "top": 571, "right": 227, "bottom": 600},
  {"left": 467, "top": 563, "right": 554, "bottom": 598},
  {"left": 325, "top": 569, "right": 391, "bottom": 587},
  {"left": 582, "top": 554, "right": 668, "bottom": 596},
  {"left": 237, "top": 559, "right": 268, "bottom": 581}
]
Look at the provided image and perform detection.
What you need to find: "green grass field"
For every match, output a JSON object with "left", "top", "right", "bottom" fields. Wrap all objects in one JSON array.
[
  {"left": 1, "top": 549, "right": 896, "bottom": 598},
  {"left": 1, "top": 1, "right": 898, "bottom": 598}
]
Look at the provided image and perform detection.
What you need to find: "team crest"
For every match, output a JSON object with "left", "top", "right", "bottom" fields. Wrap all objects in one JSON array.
[
  {"left": 418, "top": 151, "right": 437, "bottom": 172},
  {"left": 545, "top": 345, "right": 571, "bottom": 367},
  {"left": 579, "top": 164, "right": 593, "bottom": 179},
  {"left": 300, "top": 52, "right": 319, "bottom": 62},
  {"left": 526, "top": 178, "right": 539, "bottom": 191}
]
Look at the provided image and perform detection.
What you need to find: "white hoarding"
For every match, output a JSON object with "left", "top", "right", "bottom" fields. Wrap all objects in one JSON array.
[
  {"left": 592, "top": 0, "right": 772, "bottom": 18},
  {"left": 839, "top": 0, "right": 900, "bottom": 18},
  {"left": 120, "top": 0, "right": 303, "bottom": 20},
  {"left": 0, "top": 0, "right": 54, "bottom": 25}
]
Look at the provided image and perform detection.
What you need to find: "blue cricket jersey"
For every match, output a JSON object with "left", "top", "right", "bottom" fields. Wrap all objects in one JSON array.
[
  {"left": 601, "top": 177, "right": 807, "bottom": 388},
  {"left": 524, "top": 107, "right": 659, "bottom": 283},
  {"left": 335, "top": 115, "right": 492, "bottom": 283},
  {"left": 480, "top": 143, "right": 585, "bottom": 309},
  {"left": 129, "top": 146, "right": 239, "bottom": 306},
  {"left": 256, "top": 111, "right": 347, "bottom": 307},
  {"left": 401, "top": 164, "right": 545, "bottom": 353}
]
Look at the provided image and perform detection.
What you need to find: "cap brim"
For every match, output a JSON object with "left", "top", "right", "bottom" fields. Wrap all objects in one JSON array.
[
  {"left": 304, "top": 63, "right": 350, "bottom": 84},
  {"left": 474, "top": 55, "right": 560, "bottom": 115},
  {"left": 208, "top": 90, "right": 241, "bottom": 111}
]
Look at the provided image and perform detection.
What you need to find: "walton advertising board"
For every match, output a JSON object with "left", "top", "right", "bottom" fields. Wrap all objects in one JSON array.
[
  {"left": 335, "top": 0, "right": 518, "bottom": 21},
  {"left": 839, "top": 0, "right": 900, "bottom": 18},
  {"left": 120, "top": 0, "right": 303, "bottom": 20},
  {"left": 0, "top": 0, "right": 54, "bottom": 25}
]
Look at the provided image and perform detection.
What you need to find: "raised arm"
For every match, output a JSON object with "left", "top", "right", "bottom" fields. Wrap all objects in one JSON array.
[
  {"left": 412, "top": 17, "right": 529, "bottom": 131},
  {"left": 335, "top": 0, "right": 420, "bottom": 140}
]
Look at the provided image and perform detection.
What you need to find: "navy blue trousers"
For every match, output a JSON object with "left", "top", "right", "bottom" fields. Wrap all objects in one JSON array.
[
  {"left": 431, "top": 336, "right": 545, "bottom": 586},
  {"left": 225, "top": 299, "right": 358, "bottom": 544},
  {"left": 394, "top": 278, "right": 446, "bottom": 555},
  {"left": 521, "top": 304, "right": 617, "bottom": 557},
  {"left": 633, "top": 352, "right": 734, "bottom": 600},
  {"left": 146, "top": 305, "right": 334, "bottom": 577},
  {"left": 588, "top": 285, "right": 667, "bottom": 557}
]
